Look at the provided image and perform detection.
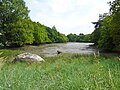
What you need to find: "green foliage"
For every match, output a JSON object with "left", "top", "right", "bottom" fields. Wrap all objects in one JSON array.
[
  {"left": 109, "top": 0, "right": 120, "bottom": 14},
  {"left": 0, "top": 53, "right": 120, "bottom": 90},
  {"left": 92, "top": 15, "right": 115, "bottom": 50},
  {"left": 0, "top": 0, "right": 68, "bottom": 47},
  {"left": 0, "top": 0, "right": 31, "bottom": 47},
  {"left": 0, "top": 49, "right": 24, "bottom": 58},
  {"left": 110, "top": 12, "right": 120, "bottom": 49},
  {"left": 33, "top": 22, "right": 51, "bottom": 44},
  {"left": 91, "top": 0, "right": 120, "bottom": 51},
  {"left": 83, "top": 34, "right": 92, "bottom": 42},
  {"left": 57, "top": 33, "right": 68, "bottom": 43},
  {"left": 46, "top": 26, "right": 68, "bottom": 43},
  {"left": 98, "top": 16, "right": 115, "bottom": 50},
  {"left": 91, "top": 28, "right": 101, "bottom": 45},
  {"left": 67, "top": 33, "right": 92, "bottom": 42},
  {"left": 0, "top": 0, "right": 29, "bottom": 29},
  {"left": 1, "top": 19, "right": 34, "bottom": 47},
  {"left": 76, "top": 33, "right": 85, "bottom": 42},
  {"left": 67, "top": 33, "right": 78, "bottom": 42},
  {"left": 46, "top": 27, "right": 56, "bottom": 42}
]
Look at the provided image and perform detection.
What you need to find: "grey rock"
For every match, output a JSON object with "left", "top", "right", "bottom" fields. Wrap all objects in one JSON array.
[{"left": 13, "top": 53, "right": 44, "bottom": 63}]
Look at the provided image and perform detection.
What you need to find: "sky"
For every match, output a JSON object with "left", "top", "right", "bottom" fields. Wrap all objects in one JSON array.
[{"left": 24, "top": 0, "right": 111, "bottom": 35}]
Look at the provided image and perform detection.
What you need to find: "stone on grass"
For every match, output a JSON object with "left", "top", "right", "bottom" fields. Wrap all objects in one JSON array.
[{"left": 13, "top": 53, "right": 44, "bottom": 63}]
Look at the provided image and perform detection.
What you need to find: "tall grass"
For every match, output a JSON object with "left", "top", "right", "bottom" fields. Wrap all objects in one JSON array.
[
  {"left": 0, "top": 49, "right": 24, "bottom": 63},
  {"left": 0, "top": 50, "right": 120, "bottom": 90}
]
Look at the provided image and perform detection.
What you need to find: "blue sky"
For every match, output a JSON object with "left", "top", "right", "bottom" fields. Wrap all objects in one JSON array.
[{"left": 24, "top": 0, "right": 112, "bottom": 35}]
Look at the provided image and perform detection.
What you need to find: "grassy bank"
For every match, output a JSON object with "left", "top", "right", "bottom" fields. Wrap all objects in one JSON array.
[{"left": 0, "top": 50, "right": 120, "bottom": 90}]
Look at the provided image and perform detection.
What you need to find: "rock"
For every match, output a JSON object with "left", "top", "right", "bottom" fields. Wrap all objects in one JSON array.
[{"left": 13, "top": 53, "right": 44, "bottom": 63}]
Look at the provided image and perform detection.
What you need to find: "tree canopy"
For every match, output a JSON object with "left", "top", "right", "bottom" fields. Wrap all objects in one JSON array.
[
  {"left": 67, "top": 33, "right": 92, "bottom": 42},
  {"left": 46, "top": 26, "right": 68, "bottom": 43},
  {"left": 0, "top": 0, "right": 69, "bottom": 47},
  {"left": 92, "top": 0, "right": 120, "bottom": 50},
  {"left": 0, "top": 0, "right": 30, "bottom": 47}
]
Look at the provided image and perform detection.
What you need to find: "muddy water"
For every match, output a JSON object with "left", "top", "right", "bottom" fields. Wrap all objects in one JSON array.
[
  {"left": 21, "top": 42, "right": 97, "bottom": 57},
  {"left": 40, "top": 42, "right": 97, "bottom": 57},
  {"left": 20, "top": 42, "right": 119, "bottom": 57}
]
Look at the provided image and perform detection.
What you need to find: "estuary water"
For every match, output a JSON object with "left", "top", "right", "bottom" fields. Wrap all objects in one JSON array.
[
  {"left": 20, "top": 42, "right": 119, "bottom": 57},
  {"left": 40, "top": 42, "right": 97, "bottom": 57}
]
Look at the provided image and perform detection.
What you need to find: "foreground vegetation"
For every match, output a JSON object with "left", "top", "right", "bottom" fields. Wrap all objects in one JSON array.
[{"left": 0, "top": 49, "right": 120, "bottom": 90}]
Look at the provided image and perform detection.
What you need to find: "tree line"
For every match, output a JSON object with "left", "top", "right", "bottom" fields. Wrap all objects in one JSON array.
[
  {"left": 91, "top": 0, "right": 120, "bottom": 51},
  {"left": 0, "top": 0, "right": 93, "bottom": 48},
  {"left": 67, "top": 33, "right": 92, "bottom": 42},
  {"left": 0, "top": 0, "right": 68, "bottom": 47}
]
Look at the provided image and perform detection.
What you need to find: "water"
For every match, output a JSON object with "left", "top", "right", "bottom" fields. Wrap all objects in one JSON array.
[
  {"left": 20, "top": 42, "right": 119, "bottom": 57},
  {"left": 41, "top": 42, "right": 97, "bottom": 57}
]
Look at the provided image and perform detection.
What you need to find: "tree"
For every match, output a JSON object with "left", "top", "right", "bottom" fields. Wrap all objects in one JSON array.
[
  {"left": 109, "top": 0, "right": 120, "bottom": 49},
  {"left": 0, "top": 0, "right": 29, "bottom": 30},
  {"left": 46, "top": 26, "right": 68, "bottom": 43},
  {"left": 46, "top": 26, "right": 59, "bottom": 42},
  {"left": 98, "top": 16, "right": 115, "bottom": 50},
  {"left": 110, "top": 12, "right": 120, "bottom": 49},
  {"left": 91, "top": 16, "right": 103, "bottom": 45},
  {"left": 57, "top": 33, "right": 68, "bottom": 43},
  {"left": 77, "top": 33, "right": 84, "bottom": 42},
  {"left": 33, "top": 22, "right": 51, "bottom": 44},
  {"left": 83, "top": 34, "right": 92, "bottom": 42},
  {"left": 67, "top": 33, "right": 78, "bottom": 42},
  {"left": 1, "top": 19, "right": 34, "bottom": 47},
  {"left": 67, "top": 33, "right": 92, "bottom": 42},
  {"left": 91, "top": 0, "right": 120, "bottom": 50},
  {"left": 0, "top": 0, "right": 30, "bottom": 47},
  {"left": 109, "top": 0, "right": 120, "bottom": 14}
]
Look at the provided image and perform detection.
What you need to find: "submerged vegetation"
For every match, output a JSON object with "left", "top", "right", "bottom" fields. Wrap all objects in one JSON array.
[{"left": 0, "top": 49, "right": 120, "bottom": 90}]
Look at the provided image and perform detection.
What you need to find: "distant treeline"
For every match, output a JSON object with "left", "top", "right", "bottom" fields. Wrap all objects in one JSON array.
[
  {"left": 67, "top": 33, "right": 92, "bottom": 42},
  {"left": 91, "top": 0, "right": 120, "bottom": 51}
]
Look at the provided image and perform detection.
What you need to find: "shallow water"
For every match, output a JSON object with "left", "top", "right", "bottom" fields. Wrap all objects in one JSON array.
[
  {"left": 20, "top": 42, "right": 119, "bottom": 57},
  {"left": 41, "top": 42, "right": 97, "bottom": 57}
]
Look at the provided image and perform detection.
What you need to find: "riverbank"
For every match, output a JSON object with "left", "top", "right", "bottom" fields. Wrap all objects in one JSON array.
[
  {"left": 0, "top": 42, "right": 96, "bottom": 57},
  {"left": 0, "top": 49, "right": 120, "bottom": 90},
  {"left": 1, "top": 42, "right": 120, "bottom": 58}
]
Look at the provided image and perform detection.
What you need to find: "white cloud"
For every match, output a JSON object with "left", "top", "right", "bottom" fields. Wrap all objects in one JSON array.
[
  {"left": 49, "top": 0, "right": 71, "bottom": 14},
  {"left": 24, "top": 0, "right": 111, "bottom": 35}
]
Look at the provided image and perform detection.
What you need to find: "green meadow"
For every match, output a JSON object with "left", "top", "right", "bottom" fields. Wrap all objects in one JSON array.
[{"left": 0, "top": 49, "right": 120, "bottom": 90}]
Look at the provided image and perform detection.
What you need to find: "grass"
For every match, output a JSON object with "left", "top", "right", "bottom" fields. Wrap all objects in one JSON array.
[
  {"left": 0, "top": 49, "right": 120, "bottom": 90},
  {"left": 0, "top": 49, "right": 24, "bottom": 63}
]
